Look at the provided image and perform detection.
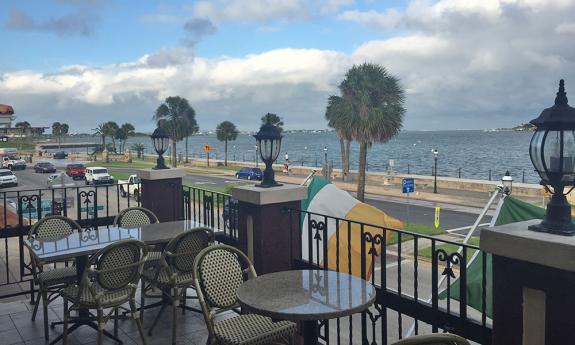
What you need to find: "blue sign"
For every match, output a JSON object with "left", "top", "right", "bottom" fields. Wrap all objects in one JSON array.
[{"left": 402, "top": 178, "right": 414, "bottom": 193}]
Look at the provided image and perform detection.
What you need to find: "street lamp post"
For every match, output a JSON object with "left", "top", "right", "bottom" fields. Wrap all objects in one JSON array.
[
  {"left": 432, "top": 149, "right": 438, "bottom": 193},
  {"left": 150, "top": 126, "right": 170, "bottom": 170},
  {"left": 501, "top": 170, "right": 513, "bottom": 195},
  {"left": 528, "top": 79, "right": 575, "bottom": 235},
  {"left": 324, "top": 146, "right": 328, "bottom": 167},
  {"left": 255, "top": 145, "right": 259, "bottom": 167},
  {"left": 253, "top": 122, "right": 283, "bottom": 188}
]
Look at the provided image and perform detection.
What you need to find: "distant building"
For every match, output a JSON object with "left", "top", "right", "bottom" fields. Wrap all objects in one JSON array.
[{"left": 0, "top": 104, "right": 15, "bottom": 128}]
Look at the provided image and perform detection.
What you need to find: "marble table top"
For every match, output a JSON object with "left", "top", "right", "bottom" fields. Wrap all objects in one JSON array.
[
  {"left": 236, "top": 269, "right": 376, "bottom": 321},
  {"left": 27, "top": 220, "right": 214, "bottom": 262}
]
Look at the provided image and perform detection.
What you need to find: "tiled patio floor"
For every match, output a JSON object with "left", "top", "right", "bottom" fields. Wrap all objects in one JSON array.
[{"left": 0, "top": 291, "right": 211, "bottom": 345}]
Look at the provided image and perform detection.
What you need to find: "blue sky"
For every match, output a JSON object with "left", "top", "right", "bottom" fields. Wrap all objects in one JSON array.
[{"left": 1, "top": 0, "right": 574, "bottom": 133}]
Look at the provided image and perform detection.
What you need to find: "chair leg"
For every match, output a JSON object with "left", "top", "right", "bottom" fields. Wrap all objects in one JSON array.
[
  {"left": 140, "top": 283, "right": 146, "bottom": 323},
  {"left": 42, "top": 289, "right": 49, "bottom": 341},
  {"left": 114, "top": 309, "right": 118, "bottom": 338},
  {"left": 172, "top": 287, "right": 178, "bottom": 345},
  {"left": 31, "top": 286, "right": 40, "bottom": 321},
  {"left": 62, "top": 300, "right": 69, "bottom": 345},
  {"left": 130, "top": 300, "right": 147, "bottom": 345},
  {"left": 181, "top": 289, "right": 186, "bottom": 315},
  {"left": 148, "top": 303, "right": 166, "bottom": 336},
  {"left": 97, "top": 309, "right": 104, "bottom": 345}
]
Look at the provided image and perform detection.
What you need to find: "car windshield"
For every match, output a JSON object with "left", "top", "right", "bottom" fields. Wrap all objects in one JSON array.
[
  {"left": 38, "top": 163, "right": 50, "bottom": 166},
  {"left": 132, "top": 177, "right": 141, "bottom": 183},
  {"left": 68, "top": 164, "right": 84, "bottom": 168},
  {"left": 93, "top": 169, "right": 107, "bottom": 174},
  {"left": 0, "top": 171, "right": 13, "bottom": 176},
  {"left": 8, "top": 156, "right": 20, "bottom": 160}
]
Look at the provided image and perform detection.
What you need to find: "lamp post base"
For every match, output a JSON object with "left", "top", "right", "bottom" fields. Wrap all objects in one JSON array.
[
  {"left": 528, "top": 191, "right": 575, "bottom": 236},
  {"left": 255, "top": 182, "right": 283, "bottom": 188},
  {"left": 528, "top": 221, "right": 575, "bottom": 236}
]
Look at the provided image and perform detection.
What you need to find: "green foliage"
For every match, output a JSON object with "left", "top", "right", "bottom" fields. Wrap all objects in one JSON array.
[
  {"left": 15, "top": 121, "right": 31, "bottom": 128},
  {"left": 216, "top": 121, "right": 239, "bottom": 142},
  {"left": 260, "top": 113, "right": 283, "bottom": 132},
  {"left": 51, "top": 122, "right": 70, "bottom": 147},
  {"left": 131, "top": 143, "right": 145, "bottom": 159},
  {"left": 115, "top": 123, "right": 135, "bottom": 152}
]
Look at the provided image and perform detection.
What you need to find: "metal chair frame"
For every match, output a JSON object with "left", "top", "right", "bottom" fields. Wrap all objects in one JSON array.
[
  {"left": 60, "top": 239, "right": 149, "bottom": 345},
  {"left": 25, "top": 215, "right": 82, "bottom": 341},
  {"left": 390, "top": 333, "right": 472, "bottom": 345}
]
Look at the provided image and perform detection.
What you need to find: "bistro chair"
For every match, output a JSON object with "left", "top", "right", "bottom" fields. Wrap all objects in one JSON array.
[
  {"left": 140, "top": 228, "right": 212, "bottom": 345},
  {"left": 193, "top": 244, "right": 296, "bottom": 345},
  {"left": 60, "top": 239, "right": 148, "bottom": 345},
  {"left": 391, "top": 333, "right": 471, "bottom": 345},
  {"left": 25, "top": 215, "right": 82, "bottom": 341},
  {"left": 113, "top": 206, "right": 161, "bottom": 265}
]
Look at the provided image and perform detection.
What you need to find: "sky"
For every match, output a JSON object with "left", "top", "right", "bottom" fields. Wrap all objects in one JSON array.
[{"left": 1, "top": 0, "right": 575, "bottom": 133}]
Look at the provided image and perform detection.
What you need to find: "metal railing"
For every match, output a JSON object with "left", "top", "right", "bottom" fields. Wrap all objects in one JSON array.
[
  {"left": 0, "top": 183, "right": 239, "bottom": 300},
  {"left": 287, "top": 208, "right": 492, "bottom": 345}
]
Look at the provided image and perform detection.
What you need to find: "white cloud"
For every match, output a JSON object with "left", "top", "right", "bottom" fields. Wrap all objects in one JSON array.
[
  {"left": 556, "top": 22, "right": 575, "bottom": 34},
  {"left": 338, "top": 9, "right": 402, "bottom": 30},
  {"left": 191, "top": 0, "right": 309, "bottom": 24}
]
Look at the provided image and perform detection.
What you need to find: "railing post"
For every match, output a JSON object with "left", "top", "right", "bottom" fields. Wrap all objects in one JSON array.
[
  {"left": 137, "top": 168, "right": 186, "bottom": 222},
  {"left": 232, "top": 185, "right": 307, "bottom": 274}
]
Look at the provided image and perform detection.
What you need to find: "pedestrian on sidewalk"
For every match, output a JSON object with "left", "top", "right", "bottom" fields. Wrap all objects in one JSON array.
[{"left": 284, "top": 152, "right": 290, "bottom": 175}]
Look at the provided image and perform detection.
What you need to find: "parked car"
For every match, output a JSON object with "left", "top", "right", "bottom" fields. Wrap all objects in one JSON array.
[
  {"left": 235, "top": 167, "right": 263, "bottom": 180},
  {"left": 47, "top": 173, "right": 75, "bottom": 189},
  {"left": 66, "top": 163, "right": 86, "bottom": 180},
  {"left": 34, "top": 162, "right": 57, "bottom": 173},
  {"left": 0, "top": 169, "right": 17, "bottom": 187},
  {"left": 53, "top": 151, "right": 68, "bottom": 159},
  {"left": 118, "top": 174, "right": 141, "bottom": 202},
  {"left": 84, "top": 167, "right": 114, "bottom": 185},
  {"left": 2, "top": 155, "right": 27, "bottom": 170}
]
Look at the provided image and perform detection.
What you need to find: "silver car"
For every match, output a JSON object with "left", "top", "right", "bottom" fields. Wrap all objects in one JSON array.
[{"left": 0, "top": 169, "right": 17, "bottom": 187}]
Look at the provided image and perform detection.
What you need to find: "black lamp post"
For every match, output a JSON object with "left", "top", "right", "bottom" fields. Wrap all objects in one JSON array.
[
  {"left": 432, "top": 149, "right": 438, "bottom": 193},
  {"left": 151, "top": 126, "right": 170, "bottom": 170},
  {"left": 253, "top": 122, "right": 282, "bottom": 188},
  {"left": 501, "top": 170, "right": 513, "bottom": 195},
  {"left": 324, "top": 146, "right": 328, "bottom": 167},
  {"left": 528, "top": 79, "right": 575, "bottom": 236},
  {"left": 254, "top": 145, "right": 259, "bottom": 167}
]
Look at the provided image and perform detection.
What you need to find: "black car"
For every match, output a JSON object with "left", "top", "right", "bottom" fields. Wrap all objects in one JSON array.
[
  {"left": 53, "top": 151, "right": 68, "bottom": 159},
  {"left": 33, "top": 162, "right": 57, "bottom": 173}
]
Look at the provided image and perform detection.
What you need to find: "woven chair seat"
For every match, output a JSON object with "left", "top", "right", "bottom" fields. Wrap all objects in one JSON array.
[
  {"left": 142, "top": 267, "right": 194, "bottom": 287},
  {"left": 62, "top": 284, "right": 132, "bottom": 308},
  {"left": 38, "top": 266, "right": 77, "bottom": 285},
  {"left": 214, "top": 314, "right": 295, "bottom": 345}
]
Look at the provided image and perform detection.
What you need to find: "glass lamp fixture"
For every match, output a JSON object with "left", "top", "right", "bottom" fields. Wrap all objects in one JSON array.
[
  {"left": 253, "top": 122, "right": 282, "bottom": 187},
  {"left": 528, "top": 79, "right": 575, "bottom": 235},
  {"left": 151, "top": 126, "right": 170, "bottom": 170}
]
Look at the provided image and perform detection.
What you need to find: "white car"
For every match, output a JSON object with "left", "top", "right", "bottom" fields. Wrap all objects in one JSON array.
[
  {"left": 85, "top": 167, "right": 114, "bottom": 185},
  {"left": 2, "top": 156, "right": 27, "bottom": 170},
  {"left": 118, "top": 175, "right": 141, "bottom": 202},
  {"left": 0, "top": 169, "right": 17, "bottom": 187}
]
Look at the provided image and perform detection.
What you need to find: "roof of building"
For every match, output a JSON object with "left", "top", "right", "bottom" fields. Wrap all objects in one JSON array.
[{"left": 0, "top": 104, "right": 14, "bottom": 115}]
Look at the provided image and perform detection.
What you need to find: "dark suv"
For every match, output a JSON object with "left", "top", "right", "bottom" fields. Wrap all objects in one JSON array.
[
  {"left": 66, "top": 163, "right": 86, "bottom": 180},
  {"left": 235, "top": 167, "right": 263, "bottom": 180}
]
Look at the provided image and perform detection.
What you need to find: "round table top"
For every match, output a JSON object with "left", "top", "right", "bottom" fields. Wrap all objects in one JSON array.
[{"left": 236, "top": 269, "right": 376, "bottom": 321}]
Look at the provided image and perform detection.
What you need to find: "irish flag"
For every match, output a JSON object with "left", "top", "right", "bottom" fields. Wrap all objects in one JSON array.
[{"left": 301, "top": 176, "right": 402, "bottom": 279}]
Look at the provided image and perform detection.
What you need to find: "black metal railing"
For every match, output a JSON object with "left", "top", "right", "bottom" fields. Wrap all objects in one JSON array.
[{"left": 287, "top": 208, "right": 492, "bottom": 345}]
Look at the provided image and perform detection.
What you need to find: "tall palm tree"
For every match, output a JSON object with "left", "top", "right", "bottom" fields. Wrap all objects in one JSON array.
[
  {"left": 335, "top": 63, "right": 405, "bottom": 201},
  {"left": 115, "top": 123, "right": 135, "bottom": 153},
  {"left": 131, "top": 143, "right": 145, "bottom": 159},
  {"left": 93, "top": 123, "right": 106, "bottom": 146},
  {"left": 153, "top": 96, "right": 197, "bottom": 168},
  {"left": 260, "top": 113, "right": 284, "bottom": 133},
  {"left": 216, "top": 121, "right": 239, "bottom": 166},
  {"left": 103, "top": 121, "right": 119, "bottom": 152},
  {"left": 52, "top": 122, "right": 63, "bottom": 149},
  {"left": 325, "top": 96, "right": 354, "bottom": 181}
]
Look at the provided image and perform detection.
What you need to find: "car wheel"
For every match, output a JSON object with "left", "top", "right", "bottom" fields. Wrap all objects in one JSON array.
[
  {"left": 247, "top": 175, "right": 252, "bottom": 180},
  {"left": 235, "top": 173, "right": 239, "bottom": 179},
  {"left": 8, "top": 165, "right": 12, "bottom": 171},
  {"left": 120, "top": 188, "right": 127, "bottom": 197}
]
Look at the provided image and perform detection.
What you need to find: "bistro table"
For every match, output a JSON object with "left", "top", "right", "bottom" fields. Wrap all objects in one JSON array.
[
  {"left": 236, "top": 269, "right": 376, "bottom": 345},
  {"left": 27, "top": 219, "right": 216, "bottom": 345}
]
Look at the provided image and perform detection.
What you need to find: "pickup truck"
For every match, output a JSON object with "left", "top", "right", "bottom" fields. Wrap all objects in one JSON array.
[
  {"left": 118, "top": 174, "right": 141, "bottom": 202},
  {"left": 84, "top": 167, "right": 114, "bottom": 185},
  {"left": 2, "top": 156, "right": 27, "bottom": 170}
]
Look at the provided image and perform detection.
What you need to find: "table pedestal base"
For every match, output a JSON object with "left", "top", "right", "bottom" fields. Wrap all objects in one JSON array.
[
  {"left": 302, "top": 320, "right": 319, "bottom": 345},
  {"left": 49, "top": 311, "right": 123, "bottom": 345}
]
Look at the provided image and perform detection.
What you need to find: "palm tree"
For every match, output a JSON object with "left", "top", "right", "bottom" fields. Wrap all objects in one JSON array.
[
  {"left": 60, "top": 123, "right": 69, "bottom": 144},
  {"left": 153, "top": 96, "right": 197, "bottom": 167},
  {"left": 335, "top": 63, "right": 405, "bottom": 201},
  {"left": 260, "top": 113, "right": 284, "bottom": 133},
  {"left": 131, "top": 143, "right": 145, "bottom": 159},
  {"left": 216, "top": 121, "right": 239, "bottom": 166},
  {"left": 115, "top": 123, "right": 135, "bottom": 153},
  {"left": 51, "top": 122, "right": 67, "bottom": 149},
  {"left": 325, "top": 96, "right": 354, "bottom": 181},
  {"left": 103, "top": 121, "right": 119, "bottom": 152},
  {"left": 93, "top": 123, "right": 106, "bottom": 146}
]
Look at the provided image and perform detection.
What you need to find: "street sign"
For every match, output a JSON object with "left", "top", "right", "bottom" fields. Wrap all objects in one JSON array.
[
  {"left": 402, "top": 178, "right": 414, "bottom": 193},
  {"left": 434, "top": 206, "right": 441, "bottom": 229},
  {"left": 203, "top": 144, "right": 212, "bottom": 153}
]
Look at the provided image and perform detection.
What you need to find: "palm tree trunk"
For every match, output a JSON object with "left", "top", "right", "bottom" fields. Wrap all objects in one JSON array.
[
  {"left": 101, "top": 135, "right": 105, "bottom": 146},
  {"left": 185, "top": 137, "right": 189, "bottom": 163},
  {"left": 224, "top": 140, "right": 228, "bottom": 166},
  {"left": 58, "top": 136, "right": 61, "bottom": 150},
  {"left": 339, "top": 137, "right": 346, "bottom": 181},
  {"left": 357, "top": 142, "right": 368, "bottom": 202},
  {"left": 171, "top": 139, "right": 177, "bottom": 168},
  {"left": 345, "top": 139, "right": 351, "bottom": 173}
]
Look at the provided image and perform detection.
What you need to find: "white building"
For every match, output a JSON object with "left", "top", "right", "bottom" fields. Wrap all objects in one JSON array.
[{"left": 0, "top": 104, "right": 15, "bottom": 128}]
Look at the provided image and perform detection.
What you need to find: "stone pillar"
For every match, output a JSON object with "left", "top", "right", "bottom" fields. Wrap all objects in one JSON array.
[
  {"left": 481, "top": 219, "right": 575, "bottom": 345},
  {"left": 137, "top": 168, "right": 186, "bottom": 222},
  {"left": 232, "top": 184, "right": 307, "bottom": 274}
]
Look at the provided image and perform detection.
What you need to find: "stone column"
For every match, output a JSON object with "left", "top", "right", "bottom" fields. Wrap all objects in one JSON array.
[
  {"left": 137, "top": 168, "right": 186, "bottom": 222},
  {"left": 232, "top": 184, "right": 307, "bottom": 275},
  {"left": 481, "top": 219, "right": 575, "bottom": 345}
]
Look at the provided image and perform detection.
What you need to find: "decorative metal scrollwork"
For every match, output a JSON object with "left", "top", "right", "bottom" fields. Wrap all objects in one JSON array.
[
  {"left": 435, "top": 249, "right": 462, "bottom": 279},
  {"left": 366, "top": 302, "right": 385, "bottom": 323},
  {"left": 19, "top": 194, "right": 40, "bottom": 218},
  {"left": 80, "top": 229, "right": 99, "bottom": 242},
  {"left": 311, "top": 270, "right": 327, "bottom": 296},
  {"left": 310, "top": 219, "right": 326, "bottom": 241},
  {"left": 364, "top": 233, "right": 384, "bottom": 257}
]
